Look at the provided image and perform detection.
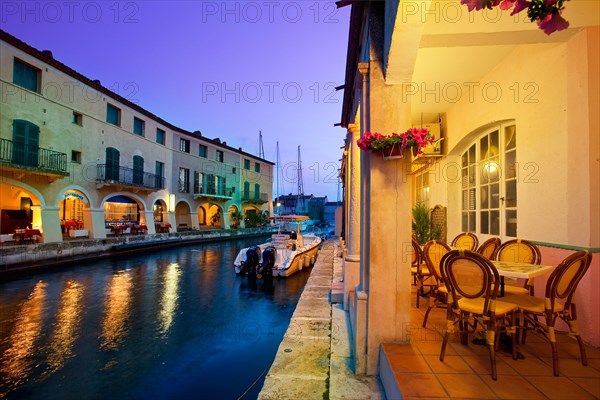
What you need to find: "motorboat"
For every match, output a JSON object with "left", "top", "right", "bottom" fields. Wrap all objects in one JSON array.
[{"left": 234, "top": 215, "right": 322, "bottom": 278}]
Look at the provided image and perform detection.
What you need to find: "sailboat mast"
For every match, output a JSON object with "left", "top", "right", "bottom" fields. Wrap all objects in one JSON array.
[
  {"left": 276, "top": 141, "right": 281, "bottom": 215},
  {"left": 258, "top": 130, "right": 265, "bottom": 159},
  {"left": 296, "top": 145, "right": 304, "bottom": 214}
]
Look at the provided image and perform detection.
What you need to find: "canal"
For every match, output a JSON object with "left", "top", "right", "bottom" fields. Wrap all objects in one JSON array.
[{"left": 0, "top": 237, "right": 311, "bottom": 400}]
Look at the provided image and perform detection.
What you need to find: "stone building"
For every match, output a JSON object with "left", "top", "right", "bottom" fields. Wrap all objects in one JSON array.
[
  {"left": 0, "top": 30, "right": 273, "bottom": 243},
  {"left": 337, "top": 0, "right": 599, "bottom": 375}
]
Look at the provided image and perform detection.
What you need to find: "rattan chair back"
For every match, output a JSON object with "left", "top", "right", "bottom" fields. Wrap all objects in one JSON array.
[
  {"left": 546, "top": 250, "right": 592, "bottom": 312},
  {"left": 496, "top": 239, "right": 542, "bottom": 265},
  {"left": 422, "top": 240, "right": 451, "bottom": 282},
  {"left": 476, "top": 237, "right": 501, "bottom": 260},
  {"left": 451, "top": 232, "right": 479, "bottom": 251}
]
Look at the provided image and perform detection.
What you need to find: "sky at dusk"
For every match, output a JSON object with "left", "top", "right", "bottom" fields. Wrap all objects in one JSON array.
[{"left": 0, "top": 1, "right": 351, "bottom": 201}]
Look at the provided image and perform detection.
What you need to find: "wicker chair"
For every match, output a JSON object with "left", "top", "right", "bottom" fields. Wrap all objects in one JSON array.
[
  {"left": 411, "top": 239, "right": 432, "bottom": 308},
  {"left": 504, "top": 250, "right": 592, "bottom": 376},
  {"left": 495, "top": 239, "right": 542, "bottom": 295},
  {"left": 451, "top": 232, "right": 479, "bottom": 251},
  {"left": 421, "top": 240, "right": 451, "bottom": 328},
  {"left": 439, "top": 250, "right": 518, "bottom": 380},
  {"left": 476, "top": 237, "right": 501, "bottom": 260}
]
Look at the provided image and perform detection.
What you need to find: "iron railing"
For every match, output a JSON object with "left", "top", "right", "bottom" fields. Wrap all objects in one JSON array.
[
  {"left": 0, "top": 138, "right": 69, "bottom": 174},
  {"left": 242, "top": 191, "right": 268, "bottom": 203},
  {"left": 97, "top": 164, "right": 165, "bottom": 190},
  {"left": 194, "top": 182, "right": 233, "bottom": 197}
]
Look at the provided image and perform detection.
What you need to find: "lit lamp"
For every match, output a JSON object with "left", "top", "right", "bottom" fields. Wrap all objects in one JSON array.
[{"left": 168, "top": 194, "right": 176, "bottom": 212}]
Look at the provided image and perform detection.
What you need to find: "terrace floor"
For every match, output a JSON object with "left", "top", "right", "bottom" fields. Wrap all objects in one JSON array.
[{"left": 380, "top": 289, "right": 600, "bottom": 399}]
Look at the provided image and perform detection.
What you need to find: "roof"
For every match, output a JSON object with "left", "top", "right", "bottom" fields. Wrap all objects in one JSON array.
[{"left": 0, "top": 29, "right": 274, "bottom": 166}]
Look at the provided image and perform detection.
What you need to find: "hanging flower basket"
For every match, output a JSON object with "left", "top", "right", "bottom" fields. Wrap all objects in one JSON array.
[
  {"left": 357, "top": 128, "right": 435, "bottom": 161},
  {"left": 381, "top": 143, "right": 405, "bottom": 160}
]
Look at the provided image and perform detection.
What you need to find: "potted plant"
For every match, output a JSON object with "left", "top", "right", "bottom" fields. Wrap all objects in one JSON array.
[
  {"left": 412, "top": 202, "right": 442, "bottom": 245},
  {"left": 357, "top": 127, "right": 435, "bottom": 160}
]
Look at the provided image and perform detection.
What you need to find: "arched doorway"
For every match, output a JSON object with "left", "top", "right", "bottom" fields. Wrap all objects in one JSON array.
[
  {"left": 228, "top": 205, "right": 242, "bottom": 229},
  {"left": 199, "top": 202, "right": 223, "bottom": 228},
  {"left": 103, "top": 194, "right": 146, "bottom": 236},
  {"left": 197, "top": 206, "right": 207, "bottom": 226},
  {"left": 59, "top": 189, "right": 90, "bottom": 237},
  {"left": 0, "top": 182, "right": 39, "bottom": 234},
  {"left": 175, "top": 201, "right": 192, "bottom": 230}
]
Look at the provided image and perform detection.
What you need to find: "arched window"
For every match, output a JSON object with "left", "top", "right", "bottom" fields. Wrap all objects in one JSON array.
[
  {"left": 461, "top": 123, "right": 518, "bottom": 238},
  {"left": 133, "top": 155, "right": 144, "bottom": 185},
  {"left": 12, "top": 119, "right": 39, "bottom": 166},
  {"left": 105, "top": 147, "right": 120, "bottom": 181}
]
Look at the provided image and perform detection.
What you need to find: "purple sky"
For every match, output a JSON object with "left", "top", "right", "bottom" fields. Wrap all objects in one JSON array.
[{"left": 1, "top": 1, "right": 350, "bottom": 201}]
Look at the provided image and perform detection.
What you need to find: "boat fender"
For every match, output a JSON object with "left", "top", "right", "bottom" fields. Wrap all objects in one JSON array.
[
  {"left": 304, "top": 255, "right": 310, "bottom": 266},
  {"left": 298, "top": 257, "right": 304, "bottom": 271},
  {"left": 310, "top": 255, "right": 315, "bottom": 265}
]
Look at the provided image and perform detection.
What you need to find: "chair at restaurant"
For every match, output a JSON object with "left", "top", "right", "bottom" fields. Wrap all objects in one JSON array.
[
  {"left": 410, "top": 238, "right": 430, "bottom": 308},
  {"left": 476, "top": 237, "right": 501, "bottom": 260},
  {"left": 421, "top": 240, "right": 452, "bottom": 328},
  {"left": 495, "top": 239, "right": 541, "bottom": 295},
  {"left": 503, "top": 250, "right": 592, "bottom": 376},
  {"left": 451, "top": 232, "right": 479, "bottom": 251},
  {"left": 439, "top": 250, "right": 518, "bottom": 380}
]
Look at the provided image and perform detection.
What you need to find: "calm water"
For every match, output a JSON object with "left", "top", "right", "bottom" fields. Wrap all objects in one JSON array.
[{"left": 0, "top": 237, "right": 311, "bottom": 400}]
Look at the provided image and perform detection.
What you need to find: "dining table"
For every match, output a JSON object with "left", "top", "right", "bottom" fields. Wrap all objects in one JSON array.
[{"left": 492, "top": 261, "right": 554, "bottom": 297}]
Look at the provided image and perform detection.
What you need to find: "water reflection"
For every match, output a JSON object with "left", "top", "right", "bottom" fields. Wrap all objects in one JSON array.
[
  {"left": 44, "top": 280, "right": 84, "bottom": 376},
  {"left": 0, "top": 237, "right": 310, "bottom": 400},
  {"left": 158, "top": 263, "right": 181, "bottom": 335},
  {"left": 0, "top": 281, "right": 47, "bottom": 392},
  {"left": 100, "top": 270, "right": 133, "bottom": 351}
]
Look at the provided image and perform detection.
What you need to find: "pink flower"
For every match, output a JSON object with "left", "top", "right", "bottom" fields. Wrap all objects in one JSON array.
[
  {"left": 510, "top": 0, "right": 531, "bottom": 15},
  {"left": 537, "top": 11, "right": 569, "bottom": 35}
]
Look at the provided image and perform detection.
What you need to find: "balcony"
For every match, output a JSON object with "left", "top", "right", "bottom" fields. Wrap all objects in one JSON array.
[
  {"left": 0, "top": 138, "right": 69, "bottom": 181},
  {"left": 96, "top": 164, "right": 164, "bottom": 192},
  {"left": 193, "top": 183, "right": 233, "bottom": 201},
  {"left": 242, "top": 191, "right": 268, "bottom": 204}
]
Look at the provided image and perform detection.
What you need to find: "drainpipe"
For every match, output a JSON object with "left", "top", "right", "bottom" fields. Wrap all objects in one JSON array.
[{"left": 358, "top": 62, "right": 370, "bottom": 294}]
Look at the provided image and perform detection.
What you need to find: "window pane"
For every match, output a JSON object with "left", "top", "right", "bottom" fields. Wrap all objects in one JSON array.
[
  {"left": 133, "top": 117, "right": 144, "bottom": 135},
  {"left": 505, "top": 125, "right": 516, "bottom": 150},
  {"left": 107, "top": 104, "right": 120, "bottom": 125},
  {"left": 156, "top": 129, "right": 165, "bottom": 145},
  {"left": 468, "top": 212, "right": 476, "bottom": 231},
  {"left": 462, "top": 190, "right": 468, "bottom": 210},
  {"left": 480, "top": 163, "right": 489, "bottom": 185},
  {"left": 462, "top": 212, "right": 468, "bottom": 231},
  {"left": 505, "top": 179, "right": 517, "bottom": 207},
  {"left": 489, "top": 130, "right": 499, "bottom": 157},
  {"left": 468, "top": 145, "right": 476, "bottom": 164},
  {"left": 199, "top": 145, "right": 207, "bottom": 157},
  {"left": 490, "top": 183, "right": 499, "bottom": 208},
  {"left": 480, "top": 186, "right": 488, "bottom": 209},
  {"left": 13, "top": 59, "right": 38, "bottom": 92},
  {"left": 480, "top": 211, "right": 489, "bottom": 234},
  {"left": 469, "top": 188, "right": 476, "bottom": 210},
  {"left": 462, "top": 152, "right": 468, "bottom": 168},
  {"left": 506, "top": 209, "right": 517, "bottom": 237},
  {"left": 480, "top": 136, "right": 488, "bottom": 160},
  {"left": 488, "top": 157, "right": 500, "bottom": 182},
  {"left": 490, "top": 210, "right": 499, "bottom": 235},
  {"left": 505, "top": 150, "right": 516, "bottom": 179}
]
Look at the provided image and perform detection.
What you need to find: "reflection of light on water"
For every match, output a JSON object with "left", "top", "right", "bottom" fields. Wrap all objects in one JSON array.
[
  {"left": 0, "top": 281, "right": 47, "bottom": 391},
  {"left": 159, "top": 263, "right": 181, "bottom": 335},
  {"left": 100, "top": 271, "right": 133, "bottom": 351},
  {"left": 44, "top": 280, "right": 83, "bottom": 376}
]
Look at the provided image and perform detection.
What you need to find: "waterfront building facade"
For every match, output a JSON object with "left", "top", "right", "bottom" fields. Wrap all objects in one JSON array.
[
  {"left": 338, "top": 1, "right": 599, "bottom": 375},
  {"left": 0, "top": 30, "right": 273, "bottom": 243}
]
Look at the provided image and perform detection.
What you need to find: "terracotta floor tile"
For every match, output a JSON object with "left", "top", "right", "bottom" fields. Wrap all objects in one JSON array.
[
  {"left": 479, "top": 374, "right": 546, "bottom": 399},
  {"left": 502, "top": 354, "right": 555, "bottom": 376},
  {"left": 462, "top": 355, "right": 518, "bottom": 376},
  {"left": 449, "top": 341, "right": 492, "bottom": 357},
  {"left": 570, "top": 377, "right": 600, "bottom": 398},
  {"left": 538, "top": 357, "right": 600, "bottom": 378},
  {"left": 587, "top": 357, "right": 600, "bottom": 371},
  {"left": 388, "top": 354, "right": 433, "bottom": 373},
  {"left": 425, "top": 355, "right": 473, "bottom": 374},
  {"left": 416, "top": 339, "right": 457, "bottom": 356},
  {"left": 382, "top": 343, "right": 419, "bottom": 356},
  {"left": 436, "top": 373, "right": 496, "bottom": 399},
  {"left": 525, "top": 376, "right": 599, "bottom": 400},
  {"left": 394, "top": 373, "right": 448, "bottom": 398}
]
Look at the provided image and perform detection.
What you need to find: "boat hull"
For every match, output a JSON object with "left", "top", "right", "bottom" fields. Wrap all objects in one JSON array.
[{"left": 234, "top": 234, "right": 321, "bottom": 278}]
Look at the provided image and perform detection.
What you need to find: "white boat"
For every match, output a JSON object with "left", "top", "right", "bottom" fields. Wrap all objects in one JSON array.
[{"left": 234, "top": 215, "right": 322, "bottom": 278}]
